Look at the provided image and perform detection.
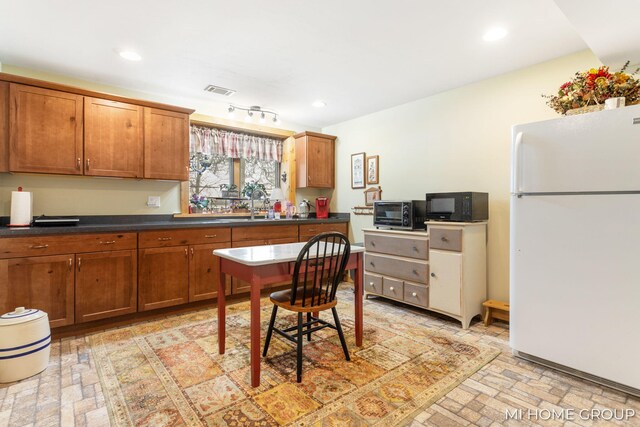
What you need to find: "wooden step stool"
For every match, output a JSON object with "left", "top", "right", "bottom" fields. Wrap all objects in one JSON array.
[{"left": 482, "top": 300, "right": 510, "bottom": 326}]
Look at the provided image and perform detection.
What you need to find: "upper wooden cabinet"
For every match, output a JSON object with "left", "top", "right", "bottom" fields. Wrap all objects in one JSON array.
[
  {"left": 294, "top": 131, "right": 336, "bottom": 188},
  {"left": 9, "top": 84, "right": 83, "bottom": 175},
  {"left": 84, "top": 97, "right": 143, "bottom": 178},
  {"left": 144, "top": 108, "right": 190, "bottom": 181},
  {"left": 0, "top": 73, "right": 194, "bottom": 180},
  {"left": 0, "top": 82, "right": 9, "bottom": 172}
]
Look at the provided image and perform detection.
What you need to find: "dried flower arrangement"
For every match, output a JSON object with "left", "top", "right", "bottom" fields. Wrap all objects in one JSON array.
[{"left": 543, "top": 61, "right": 640, "bottom": 114}]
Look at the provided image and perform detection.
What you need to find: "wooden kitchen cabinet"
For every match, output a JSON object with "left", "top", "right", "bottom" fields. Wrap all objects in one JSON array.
[
  {"left": 138, "top": 227, "right": 232, "bottom": 309},
  {"left": 138, "top": 246, "right": 189, "bottom": 311},
  {"left": 189, "top": 242, "right": 231, "bottom": 302},
  {"left": 427, "top": 222, "right": 487, "bottom": 328},
  {"left": 0, "top": 254, "right": 75, "bottom": 328},
  {"left": 75, "top": 250, "right": 137, "bottom": 323},
  {"left": 0, "top": 81, "right": 9, "bottom": 172},
  {"left": 143, "top": 107, "right": 189, "bottom": 180},
  {"left": 9, "top": 83, "right": 83, "bottom": 175},
  {"left": 299, "top": 222, "right": 348, "bottom": 241},
  {"left": 294, "top": 131, "right": 336, "bottom": 188},
  {"left": 84, "top": 97, "right": 143, "bottom": 178}
]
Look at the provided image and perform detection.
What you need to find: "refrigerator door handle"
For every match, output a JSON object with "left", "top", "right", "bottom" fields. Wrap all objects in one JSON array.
[{"left": 511, "top": 131, "right": 524, "bottom": 195}]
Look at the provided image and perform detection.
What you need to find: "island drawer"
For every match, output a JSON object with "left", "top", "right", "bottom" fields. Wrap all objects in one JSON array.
[
  {"left": 139, "top": 228, "right": 231, "bottom": 248},
  {"left": 365, "top": 253, "right": 429, "bottom": 284},
  {"left": 232, "top": 225, "right": 298, "bottom": 242},
  {"left": 299, "top": 222, "right": 348, "bottom": 241}
]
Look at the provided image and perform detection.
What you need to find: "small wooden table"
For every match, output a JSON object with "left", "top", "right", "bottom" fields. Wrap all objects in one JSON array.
[{"left": 214, "top": 242, "right": 365, "bottom": 387}]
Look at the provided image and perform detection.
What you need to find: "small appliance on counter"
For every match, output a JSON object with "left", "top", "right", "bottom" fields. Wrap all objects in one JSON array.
[
  {"left": 298, "top": 200, "right": 311, "bottom": 219},
  {"left": 373, "top": 200, "right": 426, "bottom": 230},
  {"left": 8, "top": 187, "right": 32, "bottom": 227},
  {"left": 315, "top": 197, "right": 329, "bottom": 219},
  {"left": 33, "top": 215, "right": 80, "bottom": 227},
  {"left": 0, "top": 307, "right": 51, "bottom": 383},
  {"left": 425, "top": 192, "right": 488, "bottom": 222}
]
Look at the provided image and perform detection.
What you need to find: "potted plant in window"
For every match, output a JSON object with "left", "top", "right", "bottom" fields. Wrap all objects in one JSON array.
[
  {"left": 220, "top": 184, "right": 239, "bottom": 198},
  {"left": 190, "top": 194, "right": 209, "bottom": 214},
  {"left": 241, "top": 181, "right": 266, "bottom": 199}
]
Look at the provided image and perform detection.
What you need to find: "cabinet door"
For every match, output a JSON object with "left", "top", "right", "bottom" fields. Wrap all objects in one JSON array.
[
  {"left": 0, "top": 81, "right": 8, "bottom": 172},
  {"left": 306, "top": 135, "right": 334, "bottom": 188},
  {"left": 75, "top": 250, "right": 137, "bottom": 323},
  {"left": 189, "top": 243, "right": 231, "bottom": 302},
  {"left": 138, "top": 246, "right": 189, "bottom": 311},
  {"left": 9, "top": 84, "right": 83, "bottom": 174},
  {"left": 143, "top": 107, "right": 189, "bottom": 180},
  {"left": 428, "top": 250, "right": 462, "bottom": 315},
  {"left": 84, "top": 97, "right": 143, "bottom": 178},
  {"left": 0, "top": 254, "right": 75, "bottom": 328}
]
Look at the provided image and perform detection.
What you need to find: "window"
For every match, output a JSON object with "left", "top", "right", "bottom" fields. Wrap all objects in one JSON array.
[{"left": 189, "top": 125, "right": 283, "bottom": 211}]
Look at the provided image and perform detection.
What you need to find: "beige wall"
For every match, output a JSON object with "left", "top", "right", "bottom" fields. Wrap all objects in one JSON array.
[
  {"left": 0, "top": 65, "right": 318, "bottom": 216},
  {"left": 322, "top": 50, "right": 601, "bottom": 301}
]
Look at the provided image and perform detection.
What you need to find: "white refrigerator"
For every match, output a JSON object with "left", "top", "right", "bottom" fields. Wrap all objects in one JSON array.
[{"left": 510, "top": 104, "right": 640, "bottom": 395}]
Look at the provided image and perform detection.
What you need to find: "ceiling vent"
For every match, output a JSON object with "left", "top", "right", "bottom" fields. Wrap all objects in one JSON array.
[{"left": 204, "top": 85, "right": 236, "bottom": 96}]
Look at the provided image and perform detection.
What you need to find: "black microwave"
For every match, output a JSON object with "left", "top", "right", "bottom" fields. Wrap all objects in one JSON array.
[
  {"left": 373, "top": 200, "right": 426, "bottom": 230},
  {"left": 425, "top": 192, "right": 489, "bottom": 222}
]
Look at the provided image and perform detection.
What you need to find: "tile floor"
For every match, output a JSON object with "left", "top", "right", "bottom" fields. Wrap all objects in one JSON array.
[{"left": 1, "top": 289, "right": 638, "bottom": 427}]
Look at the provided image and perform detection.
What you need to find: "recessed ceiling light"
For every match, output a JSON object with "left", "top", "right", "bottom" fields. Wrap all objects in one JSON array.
[
  {"left": 482, "top": 27, "right": 508, "bottom": 42},
  {"left": 119, "top": 50, "right": 142, "bottom": 61},
  {"left": 312, "top": 100, "right": 326, "bottom": 108}
]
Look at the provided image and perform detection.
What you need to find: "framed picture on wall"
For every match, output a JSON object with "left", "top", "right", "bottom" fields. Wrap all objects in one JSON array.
[
  {"left": 364, "top": 186, "right": 382, "bottom": 206},
  {"left": 351, "top": 152, "right": 366, "bottom": 189},
  {"left": 366, "top": 155, "right": 379, "bottom": 184}
]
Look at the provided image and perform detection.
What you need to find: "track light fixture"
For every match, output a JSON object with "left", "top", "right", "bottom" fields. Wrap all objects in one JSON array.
[{"left": 228, "top": 104, "right": 279, "bottom": 124}]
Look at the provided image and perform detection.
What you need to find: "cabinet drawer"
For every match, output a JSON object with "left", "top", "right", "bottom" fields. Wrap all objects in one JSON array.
[
  {"left": 232, "top": 225, "right": 298, "bottom": 242},
  {"left": 0, "top": 233, "right": 136, "bottom": 259},
  {"left": 299, "top": 222, "right": 348, "bottom": 241},
  {"left": 383, "top": 277, "right": 403, "bottom": 299},
  {"left": 429, "top": 228, "right": 462, "bottom": 252},
  {"left": 365, "top": 253, "right": 428, "bottom": 284},
  {"left": 364, "top": 273, "right": 382, "bottom": 294},
  {"left": 139, "top": 227, "right": 231, "bottom": 248},
  {"left": 364, "top": 233, "right": 428, "bottom": 260},
  {"left": 404, "top": 282, "right": 429, "bottom": 308}
]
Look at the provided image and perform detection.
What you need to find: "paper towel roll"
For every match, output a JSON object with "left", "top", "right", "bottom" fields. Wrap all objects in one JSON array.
[{"left": 10, "top": 191, "right": 32, "bottom": 226}]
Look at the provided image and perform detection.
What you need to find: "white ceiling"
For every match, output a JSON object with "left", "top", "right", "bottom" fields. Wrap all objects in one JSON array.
[{"left": 0, "top": 0, "right": 600, "bottom": 128}]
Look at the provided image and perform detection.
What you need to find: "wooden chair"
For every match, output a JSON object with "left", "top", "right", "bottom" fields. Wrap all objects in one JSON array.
[{"left": 262, "top": 232, "right": 351, "bottom": 382}]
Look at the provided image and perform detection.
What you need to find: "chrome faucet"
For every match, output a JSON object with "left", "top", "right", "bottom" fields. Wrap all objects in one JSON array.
[{"left": 249, "top": 188, "right": 268, "bottom": 220}]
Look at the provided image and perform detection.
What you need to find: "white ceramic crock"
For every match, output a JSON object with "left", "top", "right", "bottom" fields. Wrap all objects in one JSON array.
[{"left": 0, "top": 307, "right": 51, "bottom": 383}]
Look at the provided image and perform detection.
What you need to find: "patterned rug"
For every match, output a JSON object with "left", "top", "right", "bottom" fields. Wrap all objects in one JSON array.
[{"left": 90, "top": 288, "right": 499, "bottom": 426}]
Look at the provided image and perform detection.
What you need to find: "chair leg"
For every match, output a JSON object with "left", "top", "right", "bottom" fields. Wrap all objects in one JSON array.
[
  {"left": 296, "top": 312, "right": 303, "bottom": 383},
  {"left": 331, "top": 307, "right": 350, "bottom": 361},
  {"left": 263, "top": 305, "right": 278, "bottom": 357},
  {"left": 306, "top": 312, "right": 312, "bottom": 341}
]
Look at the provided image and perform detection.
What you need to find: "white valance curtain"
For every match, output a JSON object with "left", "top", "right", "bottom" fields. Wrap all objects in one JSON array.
[{"left": 190, "top": 125, "right": 283, "bottom": 162}]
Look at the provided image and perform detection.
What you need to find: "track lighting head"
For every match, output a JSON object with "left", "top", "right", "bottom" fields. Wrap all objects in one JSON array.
[{"left": 228, "top": 104, "right": 279, "bottom": 125}]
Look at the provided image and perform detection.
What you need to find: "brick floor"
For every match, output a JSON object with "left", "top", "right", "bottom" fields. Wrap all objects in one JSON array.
[{"left": 1, "top": 291, "right": 638, "bottom": 426}]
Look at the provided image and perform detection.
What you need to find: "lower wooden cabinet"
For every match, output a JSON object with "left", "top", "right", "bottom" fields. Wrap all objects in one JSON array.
[
  {"left": 189, "top": 243, "right": 231, "bottom": 302},
  {"left": 299, "top": 222, "right": 348, "bottom": 241},
  {"left": 138, "top": 246, "right": 189, "bottom": 311},
  {"left": 75, "top": 250, "right": 137, "bottom": 323},
  {"left": 0, "top": 254, "right": 75, "bottom": 328}
]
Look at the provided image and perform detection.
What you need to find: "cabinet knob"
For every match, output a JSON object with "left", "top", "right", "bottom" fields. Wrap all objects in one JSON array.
[
  {"left": 158, "top": 237, "right": 172, "bottom": 241},
  {"left": 412, "top": 246, "right": 418, "bottom": 252},
  {"left": 369, "top": 282, "right": 375, "bottom": 287},
  {"left": 441, "top": 236, "right": 449, "bottom": 242},
  {"left": 412, "top": 269, "right": 418, "bottom": 275},
  {"left": 99, "top": 240, "right": 115, "bottom": 245},
  {"left": 430, "top": 272, "right": 436, "bottom": 277},
  {"left": 371, "top": 241, "right": 376, "bottom": 247},
  {"left": 308, "top": 175, "right": 312, "bottom": 182},
  {"left": 68, "top": 258, "right": 73, "bottom": 271},
  {"left": 86, "top": 158, "right": 91, "bottom": 170},
  {"left": 389, "top": 286, "right": 394, "bottom": 291},
  {"left": 78, "top": 257, "right": 82, "bottom": 271},
  {"left": 205, "top": 234, "right": 217, "bottom": 238},
  {"left": 184, "top": 248, "right": 188, "bottom": 257},
  {"left": 190, "top": 247, "right": 194, "bottom": 258},
  {"left": 77, "top": 158, "right": 81, "bottom": 169},
  {"left": 412, "top": 292, "right": 417, "bottom": 297},
  {"left": 29, "top": 244, "right": 49, "bottom": 249},
  {"left": 369, "top": 261, "right": 375, "bottom": 267}
]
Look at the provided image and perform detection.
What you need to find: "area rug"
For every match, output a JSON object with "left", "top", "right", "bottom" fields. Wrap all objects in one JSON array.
[{"left": 90, "top": 289, "right": 499, "bottom": 426}]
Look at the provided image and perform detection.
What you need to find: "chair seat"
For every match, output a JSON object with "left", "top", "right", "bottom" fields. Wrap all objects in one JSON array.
[{"left": 270, "top": 287, "right": 337, "bottom": 313}]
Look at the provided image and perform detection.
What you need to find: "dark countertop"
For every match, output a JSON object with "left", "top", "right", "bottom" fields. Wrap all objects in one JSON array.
[{"left": 0, "top": 214, "right": 350, "bottom": 237}]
